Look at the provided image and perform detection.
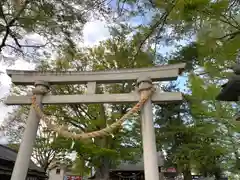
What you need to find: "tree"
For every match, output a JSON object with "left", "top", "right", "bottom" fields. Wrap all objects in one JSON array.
[
  {"left": 6, "top": 33, "right": 156, "bottom": 179},
  {"left": 154, "top": 81, "right": 234, "bottom": 180},
  {"left": 157, "top": 44, "right": 240, "bottom": 178},
  {"left": 47, "top": 0, "right": 240, "bottom": 178},
  {"left": 3, "top": 0, "right": 240, "bottom": 178},
  {"left": 0, "top": 0, "right": 110, "bottom": 64},
  {"left": 160, "top": 1, "right": 240, "bottom": 177},
  {"left": 2, "top": 107, "right": 70, "bottom": 171},
  {"left": 117, "top": 0, "right": 239, "bottom": 54},
  {"left": 188, "top": 74, "right": 240, "bottom": 175}
]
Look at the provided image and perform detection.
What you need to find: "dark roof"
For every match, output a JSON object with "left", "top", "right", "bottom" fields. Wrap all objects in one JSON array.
[
  {"left": 216, "top": 75, "right": 240, "bottom": 101},
  {"left": 0, "top": 144, "right": 45, "bottom": 173},
  {"left": 111, "top": 153, "right": 164, "bottom": 171}
]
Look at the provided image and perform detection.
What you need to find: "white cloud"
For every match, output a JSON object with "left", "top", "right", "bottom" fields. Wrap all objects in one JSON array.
[
  {"left": 0, "top": 136, "right": 8, "bottom": 144},
  {"left": 0, "top": 60, "right": 36, "bottom": 125},
  {"left": 83, "top": 20, "right": 110, "bottom": 46},
  {"left": 0, "top": 20, "right": 111, "bottom": 124}
]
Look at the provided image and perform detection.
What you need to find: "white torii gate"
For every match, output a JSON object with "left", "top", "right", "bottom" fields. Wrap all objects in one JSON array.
[{"left": 5, "top": 63, "right": 185, "bottom": 180}]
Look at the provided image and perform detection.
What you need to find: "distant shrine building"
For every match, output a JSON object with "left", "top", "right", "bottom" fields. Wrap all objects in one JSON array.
[{"left": 0, "top": 145, "right": 47, "bottom": 180}]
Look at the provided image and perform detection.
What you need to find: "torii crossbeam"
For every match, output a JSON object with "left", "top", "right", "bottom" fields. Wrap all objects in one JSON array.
[{"left": 5, "top": 63, "right": 185, "bottom": 180}]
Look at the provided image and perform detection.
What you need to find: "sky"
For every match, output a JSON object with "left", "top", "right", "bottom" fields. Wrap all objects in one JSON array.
[
  {"left": 0, "top": 17, "right": 187, "bottom": 144},
  {"left": 0, "top": 20, "right": 112, "bottom": 120}
]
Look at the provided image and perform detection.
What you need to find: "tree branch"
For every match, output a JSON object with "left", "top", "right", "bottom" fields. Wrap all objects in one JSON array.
[
  {"left": 217, "top": 30, "right": 240, "bottom": 40},
  {"left": 0, "top": 27, "right": 10, "bottom": 51},
  {"left": 0, "top": 0, "right": 29, "bottom": 51},
  {"left": 134, "top": 1, "right": 176, "bottom": 58}
]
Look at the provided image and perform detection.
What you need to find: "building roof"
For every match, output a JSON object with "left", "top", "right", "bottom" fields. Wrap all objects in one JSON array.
[
  {"left": 88, "top": 152, "right": 177, "bottom": 179},
  {"left": 0, "top": 144, "right": 45, "bottom": 174},
  {"left": 110, "top": 152, "right": 164, "bottom": 171},
  {"left": 48, "top": 162, "right": 68, "bottom": 171}
]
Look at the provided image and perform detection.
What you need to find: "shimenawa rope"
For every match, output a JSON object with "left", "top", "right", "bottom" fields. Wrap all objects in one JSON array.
[{"left": 31, "top": 86, "right": 155, "bottom": 140}]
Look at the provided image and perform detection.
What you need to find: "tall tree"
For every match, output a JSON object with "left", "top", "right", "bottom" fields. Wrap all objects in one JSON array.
[
  {"left": 157, "top": 43, "right": 240, "bottom": 178},
  {"left": 0, "top": 0, "right": 111, "bottom": 64},
  {"left": 2, "top": 107, "right": 70, "bottom": 171},
  {"left": 6, "top": 33, "right": 156, "bottom": 179}
]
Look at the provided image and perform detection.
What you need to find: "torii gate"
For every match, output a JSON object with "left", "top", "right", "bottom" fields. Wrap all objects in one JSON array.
[{"left": 5, "top": 63, "right": 185, "bottom": 180}]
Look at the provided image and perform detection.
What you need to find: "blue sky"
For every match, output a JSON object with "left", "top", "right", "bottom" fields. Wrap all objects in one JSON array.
[{"left": 107, "top": 0, "right": 189, "bottom": 90}]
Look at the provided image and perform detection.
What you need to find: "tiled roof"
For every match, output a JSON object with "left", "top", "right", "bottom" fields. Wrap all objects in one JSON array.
[
  {"left": 0, "top": 144, "right": 45, "bottom": 173},
  {"left": 111, "top": 152, "right": 164, "bottom": 171}
]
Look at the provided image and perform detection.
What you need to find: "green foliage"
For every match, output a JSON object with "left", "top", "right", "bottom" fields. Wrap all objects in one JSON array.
[
  {"left": 71, "top": 155, "right": 91, "bottom": 176},
  {"left": 32, "top": 36, "right": 155, "bottom": 177},
  {"left": 0, "top": 0, "right": 109, "bottom": 63},
  {"left": 155, "top": 83, "right": 233, "bottom": 177},
  {"left": 2, "top": 107, "right": 70, "bottom": 171},
  {"left": 3, "top": 0, "right": 240, "bottom": 178},
  {"left": 7, "top": 143, "right": 20, "bottom": 151}
]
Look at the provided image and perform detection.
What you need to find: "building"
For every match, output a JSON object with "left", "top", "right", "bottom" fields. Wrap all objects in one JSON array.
[
  {"left": 108, "top": 160, "right": 177, "bottom": 180},
  {"left": 0, "top": 144, "right": 47, "bottom": 180},
  {"left": 48, "top": 162, "right": 82, "bottom": 180},
  {"left": 89, "top": 152, "right": 178, "bottom": 180}
]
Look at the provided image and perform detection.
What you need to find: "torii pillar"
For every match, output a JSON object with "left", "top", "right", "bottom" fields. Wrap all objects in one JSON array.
[
  {"left": 10, "top": 81, "right": 49, "bottom": 180},
  {"left": 138, "top": 77, "right": 159, "bottom": 180}
]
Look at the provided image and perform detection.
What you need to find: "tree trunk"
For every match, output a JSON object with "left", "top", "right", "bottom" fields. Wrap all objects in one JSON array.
[
  {"left": 94, "top": 104, "right": 110, "bottom": 180},
  {"left": 95, "top": 157, "right": 110, "bottom": 180},
  {"left": 182, "top": 169, "right": 192, "bottom": 180},
  {"left": 213, "top": 168, "right": 222, "bottom": 180}
]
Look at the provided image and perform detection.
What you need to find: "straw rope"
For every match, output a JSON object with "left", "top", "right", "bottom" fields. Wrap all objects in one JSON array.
[{"left": 31, "top": 86, "right": 155, "bottom": 140}]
